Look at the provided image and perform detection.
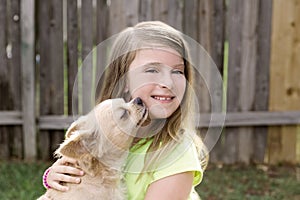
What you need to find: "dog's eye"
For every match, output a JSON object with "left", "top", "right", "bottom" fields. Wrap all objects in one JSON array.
[{"left": 120, "top": 110, "right": 129, "bottom": 119}]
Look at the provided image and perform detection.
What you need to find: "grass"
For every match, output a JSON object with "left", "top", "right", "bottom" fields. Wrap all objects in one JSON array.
[
  {"left": 0, "top": 161, "right": 299, "bottom": 200},
  {"left": 196, "top": 164, "right": 300, "bottom": 200},
  {"left": 0, "top": 161, "right": 48, "bottom": 200}
]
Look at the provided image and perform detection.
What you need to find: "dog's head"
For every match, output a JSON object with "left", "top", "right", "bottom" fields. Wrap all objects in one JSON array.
[{"left": 55, "top": 97, "right": 148, "bottom": 174}]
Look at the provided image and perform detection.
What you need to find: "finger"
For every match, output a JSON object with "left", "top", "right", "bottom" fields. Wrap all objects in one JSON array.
[
  {"left": 54, "top": 165, "right": 84, "bottom": 176},
  {"left": 46, "top": 173, "right": 79, "bottom": 192},
  {"left": 51, "top": 181, "right": 70, "bottom": 192},
  {"left": 55, "top": 173, "right": 81, "bottom": 184},
  {"left": 59, "top": 156, "right": 78, "bottom": 165},
  {"left": 47, "top": 167, "right": 82, "bottom": 185},
  {"left": 38, "top": 194, "right": 52, "bottom": 200}
]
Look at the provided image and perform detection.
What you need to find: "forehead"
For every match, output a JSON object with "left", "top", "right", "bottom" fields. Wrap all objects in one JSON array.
[{"left": 129, "top": 48, "right": 184, "bottom": 69}]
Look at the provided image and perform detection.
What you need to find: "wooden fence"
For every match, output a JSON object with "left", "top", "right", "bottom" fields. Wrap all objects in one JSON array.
[{"left": 0, "top": 0, "right": 300, "bottom": 164}]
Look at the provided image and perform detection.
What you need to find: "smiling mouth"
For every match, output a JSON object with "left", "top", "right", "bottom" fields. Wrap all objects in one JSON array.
[{"left": 151, "top": 96, "right": 175, "bottom": 101}]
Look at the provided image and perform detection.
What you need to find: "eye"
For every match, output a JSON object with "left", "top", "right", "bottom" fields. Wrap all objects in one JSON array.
[
  {"left": 172, "top": 70, "right": 184, "bottom": 75},
  {"left": 120, "top": 109, "right": 129, "bottom": 119},
  {"left": 145, "top": 68, "right": 159, "bottom": 73}
]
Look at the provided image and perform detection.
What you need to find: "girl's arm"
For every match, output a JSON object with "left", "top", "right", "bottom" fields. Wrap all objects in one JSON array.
[
  {"left": 144, "top": 171, "right": 194, "bottom": 200},
  {"left": 44, "top": 156, "right": 84, "bottom": 191}
]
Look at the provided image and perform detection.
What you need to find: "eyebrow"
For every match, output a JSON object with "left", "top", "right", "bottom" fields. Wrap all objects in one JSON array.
[
  {"left": 144, "top": 62, "right": 184, "bottom": 68},
  {"left": 172, "top": 63, "right": 185, "bottom": 68}
]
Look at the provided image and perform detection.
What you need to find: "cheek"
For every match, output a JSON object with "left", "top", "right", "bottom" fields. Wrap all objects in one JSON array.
[
  {"left": 174, "top": 78, "right": 187, "bottom": 99},
  {"left": 128, "top": 84, "right": 152, "bottom": 98}
]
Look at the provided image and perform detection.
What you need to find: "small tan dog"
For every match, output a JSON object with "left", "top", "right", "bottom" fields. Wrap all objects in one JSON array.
[{"left": 38, "top": 97, "right": 148, "bottom": 200}]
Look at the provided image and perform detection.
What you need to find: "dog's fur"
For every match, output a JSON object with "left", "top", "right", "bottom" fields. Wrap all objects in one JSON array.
[{"left": 38, "top": 98, "right": 148, "bottom": 200}]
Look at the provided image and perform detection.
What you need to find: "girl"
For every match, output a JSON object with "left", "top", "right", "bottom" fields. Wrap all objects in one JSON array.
[{"left": 41, "top": 21, "right": 208, "bottom": 200}]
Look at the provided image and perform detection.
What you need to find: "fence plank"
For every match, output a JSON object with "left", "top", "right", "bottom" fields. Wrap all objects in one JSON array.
[
  {"left": 8, "top": 0, "right": 22, "bottom": 158},
  {"left": 199, "top": 112, "right": 300, "bottom": 127},
  {"left": 67, "top": 0, "right": 78, "bottom": 115},
  {"left": 152, "top": 0, "right": 168, "bottom": 23},
  {"left": 211, "top": 0, "right": 225, "bottom": 74},
  {"left": 37, "top": 111, "right": 300, "bottom": 130},
  {"left": 8, "top": 0, "right": 21, "bottom": 110},
  {"left": 208, "top": 0, "right": 226, "bottom": 163},
  {"left": 253, "top": 0, "right": 272, "bottom": 163},
  {"left": 109, "top": 0, "right": 126, "bottom": 35},
  {"left": 268, "top": 0, "right": 300, "bottom": 164},
  {"left": 0, "top": 0, "right": 10, "bottom": 159},
  {"left": 225, "top": 0, "right": 260, "bottom": 164},
  {"left": 81, "top": 0, "right": 93, "bottom": 114},
  {"left": 0, "top": 111, "right": 22, "bottom": 125},
  {"left": 124, "top": 0, "right": 139, "bottom": 27},
  {"left": 167, "top": 0, "right": 182, "bottom": 31},
  {"left": 49, "top": 0, "right": 64, "bottom": 157},
  {"left": 95, "top": 0, "right": 109, "bottom": 100},
  {"left": 38, "top": 0, "right": 64, "bottom": 160},
  {"left": 139, "top": 0, "right": 152, "bottom": 21},
  {"left": 198, "top": 0, "right": 212, "bottom": 53},
  {"left": 237, "top": 0, "right": 259, "bottom": 164},
  {"left": 224, "top": 0, "right": 243, "bottom": 164},
  {"left": 39, "top": 115, "right": 78, "bottom": 130},
  {"left": 183, "top": 0, "right": 198, "bottom": 40},
  {"left": 21, "top": 0, "right": 36, "bottom": 160},
  {"left": 196, "top": 0, "right": 215, "bottom": 163},
  {"left": 38, "top": 0, "right": 51, "bottom": 160},
  {"left": 96, "top": 0, "right": 109, "bottom": 43},
  {"left": 197, "top": 0, "right": 212, "bottom": 114}
]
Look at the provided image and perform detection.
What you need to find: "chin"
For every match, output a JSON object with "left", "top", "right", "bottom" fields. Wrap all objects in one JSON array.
[
  {"left": 147, "top": 105, "right": 177, "bottom": 119},
  {"left": 149, "top": 111, "right": 172, "bottom": 119}
]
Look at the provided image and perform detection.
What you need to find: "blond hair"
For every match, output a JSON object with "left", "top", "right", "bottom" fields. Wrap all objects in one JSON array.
[{"left": 97, "top": 21, "right": 208, "bottom": 172}]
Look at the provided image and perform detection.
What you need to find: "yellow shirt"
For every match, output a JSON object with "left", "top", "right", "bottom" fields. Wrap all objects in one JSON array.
[{"left": 124, "top": 138, "right": 203, "bottom": 200}]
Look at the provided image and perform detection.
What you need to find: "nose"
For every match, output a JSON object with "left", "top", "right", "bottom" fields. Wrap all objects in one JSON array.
[
  {"left": 133, "top": 97, "right": 144, "bottom": 106},
  {"left": 158, "top": 74, "right": 173, "bottom": 89}
]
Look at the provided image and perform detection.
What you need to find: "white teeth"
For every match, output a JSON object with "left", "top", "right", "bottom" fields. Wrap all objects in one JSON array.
[{"left": 153, "top": 96, "right": 172, "bottom": 101}]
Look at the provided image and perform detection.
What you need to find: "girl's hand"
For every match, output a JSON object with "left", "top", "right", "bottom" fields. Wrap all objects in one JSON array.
[
  {"left": 46, "top": 157, "right": 84, "bottom": 191},
  {"left": 37, "top": 194, "right": 52, "bottom": 200}
]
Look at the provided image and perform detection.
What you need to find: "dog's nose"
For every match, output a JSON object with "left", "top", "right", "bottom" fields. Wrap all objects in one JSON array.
[{"left": 133, "top": 97, "right": 143, "bottom": 106}]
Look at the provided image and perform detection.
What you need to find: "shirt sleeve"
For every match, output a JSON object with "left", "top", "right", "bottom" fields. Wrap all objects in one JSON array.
[{"left": 151, "top": 140, "right": 203, "bottom": 186}]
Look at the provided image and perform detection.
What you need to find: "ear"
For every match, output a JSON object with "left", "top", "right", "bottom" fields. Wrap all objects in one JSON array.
[
  {"left": 65, "top": 116, "right": 87, "bottom": 138},
  {"left": 56, "top": 134, "right": 88, "bottom": 159},
  {"left": 65, "top": 121, "right": 79, "bottom": 138}
]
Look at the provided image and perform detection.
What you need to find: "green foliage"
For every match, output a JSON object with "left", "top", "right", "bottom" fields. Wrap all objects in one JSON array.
[
  {"left": 0, "top": 161, "right": 299, "bottom": 200},
  {"left": 0, "top": 161, "right": 49, "bottom": 200},
  {"left": 196, "top": 164, "right": 300, "bottom": 200}
]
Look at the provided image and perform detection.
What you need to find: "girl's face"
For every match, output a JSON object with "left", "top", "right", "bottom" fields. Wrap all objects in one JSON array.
[{"left": 127, "top": 48, "right": 186, "bottom": 119}]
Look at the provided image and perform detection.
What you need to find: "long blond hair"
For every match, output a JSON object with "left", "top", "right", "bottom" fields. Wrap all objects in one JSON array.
[{"left": 97, "top": 21, "right": 208, "bottom": 172}]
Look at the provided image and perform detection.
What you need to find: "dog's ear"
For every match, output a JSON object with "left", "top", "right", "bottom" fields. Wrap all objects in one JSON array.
[
  {"left": 65, "top": 121, "right": 79, "bottom": 138},
  {"left": 65, "top": 116, "right": 87, "bottom": 138},
  {"left": 56, "top": 134, "right": 88, "bottom": 159}
]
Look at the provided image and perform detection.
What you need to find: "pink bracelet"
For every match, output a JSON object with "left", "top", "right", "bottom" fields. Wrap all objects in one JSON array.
[{"left": 42, "top": 167, "right": 51, "bottom": 189}]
